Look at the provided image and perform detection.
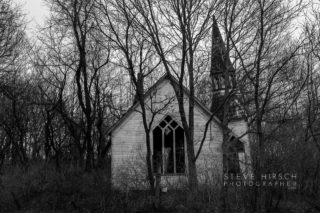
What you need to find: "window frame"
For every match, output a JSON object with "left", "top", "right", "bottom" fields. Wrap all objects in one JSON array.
[
  {"left": 226, "top": 136, "right": 245, "bottom": 174},
  {"left": 152, "top": 115, "right": 186, "bottom": 175}
]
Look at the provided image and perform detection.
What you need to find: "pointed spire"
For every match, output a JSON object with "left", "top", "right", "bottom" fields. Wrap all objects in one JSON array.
[
  {"left": 210, "top": 15, "right": 235, "bottom": 76},
  {"left": 210, "top": 15, "right": 238, "bottom": 119}
]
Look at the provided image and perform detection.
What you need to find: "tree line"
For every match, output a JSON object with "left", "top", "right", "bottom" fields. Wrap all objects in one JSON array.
[{"left": 0, "top": 0, "right": 320, "bottom": 211}]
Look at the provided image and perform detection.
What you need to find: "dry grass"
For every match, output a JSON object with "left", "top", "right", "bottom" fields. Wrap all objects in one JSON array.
[{"left": 0, "top": 163, "right": 318, "bottom": 213}]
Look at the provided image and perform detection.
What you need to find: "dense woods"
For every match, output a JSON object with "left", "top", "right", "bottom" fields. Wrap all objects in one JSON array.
[{"left": 1, "top": 0, "right": 320, "bottom": 212}]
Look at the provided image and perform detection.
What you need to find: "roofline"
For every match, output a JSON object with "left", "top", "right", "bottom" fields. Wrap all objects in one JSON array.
[
  {"left": 166, "top": 73, "right": 223, "bottom": 126},
  {"left": 106, "top": 72, "right": 243, "bottom": 141},
  {"left": 106, "top": 73, "right": 170, "bottom": 134}
]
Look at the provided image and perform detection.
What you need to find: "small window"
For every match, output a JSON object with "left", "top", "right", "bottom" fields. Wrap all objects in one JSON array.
[
  {"left": 153, "top": 116, "right": 185, "bottom": 174},
  {"left": 226, "top": 137, "right": 244, "bottom": 174},
  {"left": 220, "top": 76, "right": 225, "bottom": 89},
  {"left": 229, "top": 73, "right": 236, "bottom": 89},
  {"left": 213, "top": 77, "right": 219, "bottom": 90}
]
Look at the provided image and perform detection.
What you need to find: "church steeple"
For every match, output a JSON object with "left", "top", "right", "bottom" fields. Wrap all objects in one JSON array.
[{"left": 210, "top": 16, "right": 241, "bottom": 121}]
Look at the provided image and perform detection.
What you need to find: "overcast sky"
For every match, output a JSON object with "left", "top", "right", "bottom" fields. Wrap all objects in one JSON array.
[
  {"left": 12, "top": 0, "right": 308, "bottom": 39},
  {"left": 13, "top": 0, "right": 48, "bottom": 35}
]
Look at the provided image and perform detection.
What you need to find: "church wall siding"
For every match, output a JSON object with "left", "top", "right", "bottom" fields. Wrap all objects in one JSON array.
[{"left": 111, "top": 79, "right": 225, "bottom": 188}]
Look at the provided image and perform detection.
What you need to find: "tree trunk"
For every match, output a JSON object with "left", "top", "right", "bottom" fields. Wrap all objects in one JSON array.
[
  {"left": 85, "top": 124, "right": 94, "bottom": 172},
  {"left": 145, "top": 132, "right": 155, "bottom": 192}
]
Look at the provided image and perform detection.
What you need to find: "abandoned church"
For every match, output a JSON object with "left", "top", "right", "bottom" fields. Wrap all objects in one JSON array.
[{"left": 107, "top": 72, "right": 251, "bottom": 189}]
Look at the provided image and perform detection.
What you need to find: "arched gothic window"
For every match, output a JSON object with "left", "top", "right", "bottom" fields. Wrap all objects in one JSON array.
[{"left": 153, "top": 115, "right": 185, "bottom": 174}]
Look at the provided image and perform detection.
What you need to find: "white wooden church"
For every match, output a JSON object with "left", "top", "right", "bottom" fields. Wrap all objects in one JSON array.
[{"left": 107, "top": 73, "right": 251, "bottom": 189}]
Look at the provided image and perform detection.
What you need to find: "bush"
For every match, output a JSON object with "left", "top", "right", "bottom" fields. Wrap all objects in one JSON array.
[
  {"left": 0, "top": 162, "right": 314, "bottom": 212},
  {"left": 0, "top": 163, "right": 113, "bottom": 212}
]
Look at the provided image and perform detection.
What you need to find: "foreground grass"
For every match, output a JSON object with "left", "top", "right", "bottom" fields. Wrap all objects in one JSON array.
[
  {"left": 0, "top": 163, "right": 123, "bottom": 212},
  {"left": 0, "top": 163, "right": 198, "bottom": 212},
  {"left": 0, "top": 163, "right": 319, "bottom": 213}
]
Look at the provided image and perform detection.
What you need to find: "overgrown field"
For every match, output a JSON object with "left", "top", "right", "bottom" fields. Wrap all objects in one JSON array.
[{"left": 0, "top": 163, "right": 318, "bottom": 213}]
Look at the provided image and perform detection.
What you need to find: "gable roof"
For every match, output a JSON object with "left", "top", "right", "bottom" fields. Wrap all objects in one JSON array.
[{"left": 107, "top": 73, "right": 244, "bottom": 142}]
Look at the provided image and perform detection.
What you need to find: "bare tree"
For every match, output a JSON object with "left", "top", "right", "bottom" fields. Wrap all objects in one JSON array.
[
  {"left": 36, "top": 0, "right": 111, "bottom": 171},
  {"left": 217, "top": 0, "right": 308, "bottom": 211},
  {"left": 0, "top": 0, "right": 25, "bottom": 82},
  {"left": 102, "top": 0, "right": 225, "bottom": 191},
  {"left": 0, "top": 0, "right": 34, "bottom": 168},
  {"left": 95, "top": 0, "right": 180, "bottom": 193}
]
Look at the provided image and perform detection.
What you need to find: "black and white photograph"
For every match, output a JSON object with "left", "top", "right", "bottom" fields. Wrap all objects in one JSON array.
[{"left": 0, "top": 0, "right": 319, "bottom": 212}]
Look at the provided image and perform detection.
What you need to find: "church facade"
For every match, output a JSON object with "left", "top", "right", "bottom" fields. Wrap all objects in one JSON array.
[{"left": 107, "top": 74, "right": 251, "bottom": 189}]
